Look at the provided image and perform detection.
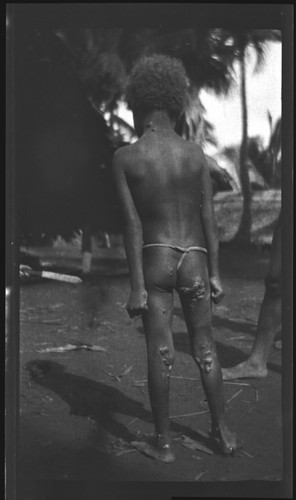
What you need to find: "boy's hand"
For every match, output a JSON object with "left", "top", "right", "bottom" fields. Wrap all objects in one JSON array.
[
  {"left": 126, "top": 289, "right": 148, "bottom": 318},
  {"left": 210, "top": 276, "right": 224, "bottom": 304},
  {"left": 19, "top": 265, "right": 32, "bottom": 280}
]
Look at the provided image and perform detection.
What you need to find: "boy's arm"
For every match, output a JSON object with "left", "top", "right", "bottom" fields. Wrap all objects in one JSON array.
[
  {"left": 112, "top": 150, "right": 148, "bottom": 317},
  {"left": 200, "top": 154, "right": 224, "bottom": 304}
]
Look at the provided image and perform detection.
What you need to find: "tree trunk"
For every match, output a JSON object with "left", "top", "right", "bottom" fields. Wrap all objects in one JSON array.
[
  {"left": 81, "top": 223, "right": 92, "bottom": 274},
  {"left": 270, "top": 121, "right": 281, "bottom": 187},
  {"left": 234, "top": 47, "right": 252, "bottom": 244}
]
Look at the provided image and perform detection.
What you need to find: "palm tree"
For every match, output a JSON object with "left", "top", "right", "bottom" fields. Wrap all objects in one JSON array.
[
  {"left": 215, "top": 30, "right": 281, "bottom": 243},
  {"left": 247, "top": 114, "right": 282, "bottom": 188},
  {"left": 56, "top": 29, "right": 283, "bottom": 244},
  {"left": 266, "top": 113, "right": 281, "bottom": 187}
]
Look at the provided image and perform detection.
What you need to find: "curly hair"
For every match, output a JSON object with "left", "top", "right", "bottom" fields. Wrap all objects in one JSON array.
[{"left": 126, "top": 54, "right": 189, "bottom": 117}]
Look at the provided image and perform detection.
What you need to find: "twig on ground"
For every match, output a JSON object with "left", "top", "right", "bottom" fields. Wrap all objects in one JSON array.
[
  {"left": 22, "top": 319, "right": 62, "bottom": 325},
  {"left": 227, "top": 336, "right": 249, "bottom": 341},
  {"left": 170, "top": 376, "right": 201, "bottom": 381},
  {"left": 224, "top": 381, "right": 250, "bottom": 387},
  {"left": 195, "top": 471, "right": 207, "bottom": 481},
  {"left": 176, "top": 435, "right": 214, "bottom": 455},
  {"left": 226, "top": 389, "right": 243, "bottom": 405},
  {"left": 133, "top": 376, "right": 201, "bottom": 384},
  {"left": 170, "top": 410, "right": 209, "bottom": 419},
  {"left": 119, "top": 365, "right": 133, "bottom": 378},
  {"left": 127, "top": 417, "right": 139, "bottom": 428},
  {"left": 103, "top": 370, "right": 121, "bottom": 382},
  {"left": 37, "top": 344, "right": 107, "bottom": 353},
  {"left": 115, "top": 449, "right": 137, "bottom": 457},
  {"left": 240, "top": 449, "right": 254, "bottom": 458},
  {"left": 104, "top": 365, "right": 134, "bottom": 382}
]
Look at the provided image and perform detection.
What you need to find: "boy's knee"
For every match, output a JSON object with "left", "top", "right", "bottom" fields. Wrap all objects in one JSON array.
[
  {"left": 265, "top": 274, "right": 281, "bottom": 299},
  {"left": 177, "top": 278, "right": 208, "bottom": 302},
  {"left": 192, "top": 342, "right": 215, "bottom": 374},
  {"left": 159, "top": 345, "right": 175, "bottom": 370}
]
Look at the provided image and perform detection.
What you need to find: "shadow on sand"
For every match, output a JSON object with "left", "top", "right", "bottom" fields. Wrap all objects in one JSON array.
[{"left": 25, "top": 360, "right": 213, "bottom": 451}]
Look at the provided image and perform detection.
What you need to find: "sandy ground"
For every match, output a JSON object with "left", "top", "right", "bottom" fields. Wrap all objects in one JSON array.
[{"left": 14, "top": 243, "right": 286, "bottom": 500}]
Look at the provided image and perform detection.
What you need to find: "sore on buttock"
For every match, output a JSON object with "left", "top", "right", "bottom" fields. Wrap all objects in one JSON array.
[{"left": 178, "top": 282, "right": 206, "bottom": 301}]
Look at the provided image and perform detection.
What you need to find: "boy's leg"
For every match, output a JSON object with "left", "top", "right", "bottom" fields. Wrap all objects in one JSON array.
[
  {"left": 177, "top": 253, "right": 237, "bottom": 453},
  {"left": 141, "top": 289, "right": 176, "bottom": 462},
  {"left": 222, "top": 217, "right": 281, "bottom": 380},
  {"left": 222, "top": 288, "right": 281, "bottom": 380}
]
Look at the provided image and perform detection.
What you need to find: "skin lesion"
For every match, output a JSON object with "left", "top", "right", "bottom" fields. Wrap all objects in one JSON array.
[
  {"left": 177, "top": 283, "right": 207, "bottom": 301},
  {"left": 159, "top": 346, "right": 174, "bottom": 369},
  {"left": 193, "top": 352, "right": 213, "bottom": 374}
]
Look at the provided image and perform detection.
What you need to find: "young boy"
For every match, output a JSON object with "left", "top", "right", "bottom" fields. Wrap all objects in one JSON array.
[{"left": 112, "top": 55, "right": 237, "bottom": 463}]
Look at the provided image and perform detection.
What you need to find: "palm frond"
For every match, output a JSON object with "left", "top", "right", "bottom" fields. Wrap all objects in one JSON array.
[{"left": 110, "top": 114, "right": 137, "bottom": 137}]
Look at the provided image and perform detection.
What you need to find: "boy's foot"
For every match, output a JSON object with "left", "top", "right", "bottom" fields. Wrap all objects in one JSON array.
[
  {"left": 222, "top": 361, "right": 268, "bottom": 380},
  {"left": 131, "top": 434, "right": 175, "bottom": 463},
  {"left": 210, "top": 425, "right": 240, "bottom": 456}
]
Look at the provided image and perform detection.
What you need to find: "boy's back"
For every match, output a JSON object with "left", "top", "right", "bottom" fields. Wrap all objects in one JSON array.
[{"left": 116, "top": 129, "right": 207, "bottom": 247}]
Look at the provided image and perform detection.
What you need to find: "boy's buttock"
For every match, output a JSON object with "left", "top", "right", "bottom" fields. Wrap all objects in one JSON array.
[{"left": 143, "top": 245, "right": 210, "bottom": 299}]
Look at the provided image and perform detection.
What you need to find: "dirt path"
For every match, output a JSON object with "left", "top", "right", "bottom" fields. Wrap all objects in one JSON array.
[{"left": 17, "top": 246, "right": 283, "bottom": 496}]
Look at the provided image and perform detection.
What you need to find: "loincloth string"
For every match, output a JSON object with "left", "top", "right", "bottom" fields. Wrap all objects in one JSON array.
[{"left": 143, "top": 243, "right": 207, "bottom": 271}]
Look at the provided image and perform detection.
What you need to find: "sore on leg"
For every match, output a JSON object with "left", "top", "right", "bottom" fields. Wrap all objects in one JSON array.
[
  {"left": 177, "top": 279, "right": 207, "bottom": 303},
  {"left": 193, "top": 349, "right": 214, "bottom": 373},
  {"left": 191, "top": 332, "right": 215, "bottom": 374},
  {"left": 159, "top": 345, "right": 175, "bottom": 372}
]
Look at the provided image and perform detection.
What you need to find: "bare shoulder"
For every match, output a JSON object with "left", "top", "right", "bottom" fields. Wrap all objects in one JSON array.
[
  {"left": 112, "top": 144, "right": 134, "bottom": 168},
  {"left": 177, "top": 136, "right": 206, "bottom": 166},
  {"left": 188, "top": 140, "right": 205, "bottom": 158}
]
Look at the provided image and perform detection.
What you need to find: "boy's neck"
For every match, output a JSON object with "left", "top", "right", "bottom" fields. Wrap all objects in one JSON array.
[{"left": 135, "top": 110, "right": 176, "bottom": 137}]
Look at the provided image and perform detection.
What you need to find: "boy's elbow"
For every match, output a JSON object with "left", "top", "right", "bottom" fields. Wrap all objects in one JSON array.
[
  {"left": 124, "top": 218, "right": 142, "bottom": 236},
  {"left": 201, "top": 211, "right": 214, "bottom": 224},
  {"left": 201, "top": 213, "right": 218, "bottom": 232}
]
